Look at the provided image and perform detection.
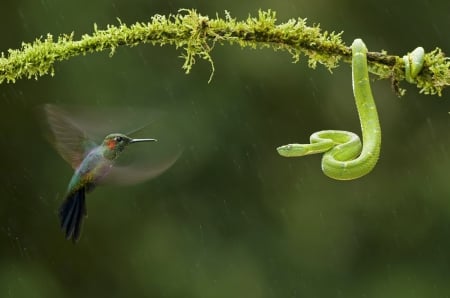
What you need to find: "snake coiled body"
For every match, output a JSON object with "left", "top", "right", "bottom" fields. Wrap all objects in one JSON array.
[{"left": 277, "top": 39, "right": 381, "bottom": 180}]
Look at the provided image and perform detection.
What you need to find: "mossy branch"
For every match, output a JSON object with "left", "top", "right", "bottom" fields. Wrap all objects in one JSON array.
[{"left": 0, "top": 9, "right": 449, "bottom": 95}]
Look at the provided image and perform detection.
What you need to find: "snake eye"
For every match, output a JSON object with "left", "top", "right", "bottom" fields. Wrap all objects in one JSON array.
[{"left": 115, "top": 136, "right": 123, "bottom": 142}]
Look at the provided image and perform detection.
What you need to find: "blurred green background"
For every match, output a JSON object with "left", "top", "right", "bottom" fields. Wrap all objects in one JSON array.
[{"left": 1, "top": 0, "right": 449, "bottom": 297}]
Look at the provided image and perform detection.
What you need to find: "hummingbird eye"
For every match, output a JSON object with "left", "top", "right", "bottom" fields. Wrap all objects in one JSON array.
[{"left": 114, "top": 136, "right": 123, "bottom": 143}]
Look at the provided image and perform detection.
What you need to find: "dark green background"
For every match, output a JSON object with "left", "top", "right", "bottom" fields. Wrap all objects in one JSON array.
[{"left": 1, "top": 0, "right": 449, "bottom": 297}]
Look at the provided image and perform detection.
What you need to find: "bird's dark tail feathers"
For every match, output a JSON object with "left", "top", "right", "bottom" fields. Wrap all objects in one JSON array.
[{"left": 59, "top": 187, "right": 87, "bottom": 243}]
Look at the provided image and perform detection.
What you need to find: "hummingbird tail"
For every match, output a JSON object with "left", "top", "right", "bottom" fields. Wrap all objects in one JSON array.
[{"left": 59, "top": 187, "right": 87, "bottom": 242}]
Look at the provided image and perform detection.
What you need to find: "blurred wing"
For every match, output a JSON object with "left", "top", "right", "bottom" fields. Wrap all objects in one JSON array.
[
  {"left": 42, "top": 104, "right": 97, "bottom": 169},
  {"left": 100, "top": 151, "right": 181, "bottom": 186},
  {"left": 52, "top": 105, "right": 164, "bottom": 139}
]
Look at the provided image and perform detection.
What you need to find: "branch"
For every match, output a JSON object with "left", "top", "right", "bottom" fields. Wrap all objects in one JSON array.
[{"left": 1, "top": 9, "right": 449, "bottom": 95}]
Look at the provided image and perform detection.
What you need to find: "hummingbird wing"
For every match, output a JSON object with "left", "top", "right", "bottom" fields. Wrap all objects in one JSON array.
[
  {"left": 43, "top": 104, "right": 97, "bottom": 169},
  {"left": 99, "top": 150, "right": 181, "bottom": 186}
]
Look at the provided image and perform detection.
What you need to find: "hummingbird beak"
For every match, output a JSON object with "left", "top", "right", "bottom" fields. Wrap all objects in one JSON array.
[{"left": 130, "top": 138, "right": 157, "bottom": 143}]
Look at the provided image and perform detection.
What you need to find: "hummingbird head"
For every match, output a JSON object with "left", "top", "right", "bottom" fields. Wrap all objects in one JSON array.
[{"left": 102, "top": 133, "right": 157, "bottom": 160}]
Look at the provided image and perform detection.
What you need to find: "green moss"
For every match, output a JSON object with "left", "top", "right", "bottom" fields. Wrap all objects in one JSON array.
[
  {"left": 417, "top": 48, "right": 450, "bottom": 96},
  {"left": 0, "top": 9, "right": 448, "bottom": 96}
]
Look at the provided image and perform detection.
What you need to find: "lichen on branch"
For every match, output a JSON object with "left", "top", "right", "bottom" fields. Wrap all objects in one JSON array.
[{"left": 0, "top": 9, "right": 449, "bottom": 95}]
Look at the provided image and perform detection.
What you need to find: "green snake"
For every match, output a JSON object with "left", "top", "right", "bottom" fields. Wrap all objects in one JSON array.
[{"left": 277, "top": 39, "right": 424, "bottom": 180}]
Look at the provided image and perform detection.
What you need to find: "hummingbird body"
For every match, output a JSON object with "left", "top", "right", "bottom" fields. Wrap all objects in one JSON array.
[
  {"left": 58, "top": 133, "right": 157, "bottom": 242},
  {"left": 67, "top": 137, "right": 120, "bottom": 193},
  {"left": 59, "top": 145, "right": 113, "bottom": 241}
]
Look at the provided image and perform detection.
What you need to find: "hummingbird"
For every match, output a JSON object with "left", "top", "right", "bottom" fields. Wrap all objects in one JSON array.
[{"left": 42, "top": 104, "right": 177, "bottom": 242}]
